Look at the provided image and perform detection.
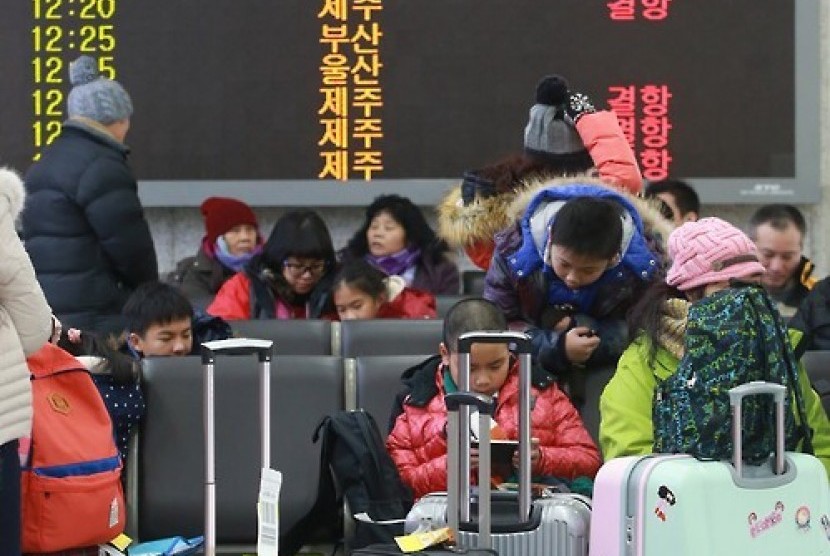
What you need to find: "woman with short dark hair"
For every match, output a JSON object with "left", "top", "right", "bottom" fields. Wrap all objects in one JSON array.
[
  {"left": 341, "top": 194, "right": 460, "bottom": 295},
  {"left": 208, "top": 210, "right": 338, "bottom": 320}
]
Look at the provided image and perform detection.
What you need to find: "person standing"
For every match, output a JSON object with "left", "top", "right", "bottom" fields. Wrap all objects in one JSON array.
[
  {"left": 0, "top": 167, "right": 54, "bottom": 556},
  {"left": 23, "top": 55, "right": 158, "bottom": 336}
]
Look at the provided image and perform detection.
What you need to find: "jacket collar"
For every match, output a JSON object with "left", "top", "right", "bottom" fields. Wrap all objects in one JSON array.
[{"left": 400, "top": 355, "right": 554, "bottom": 408}]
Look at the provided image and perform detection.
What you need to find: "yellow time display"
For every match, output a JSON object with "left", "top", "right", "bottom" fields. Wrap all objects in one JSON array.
[{"left": 31, "top": 0, "right": 118, "bottom": 161}]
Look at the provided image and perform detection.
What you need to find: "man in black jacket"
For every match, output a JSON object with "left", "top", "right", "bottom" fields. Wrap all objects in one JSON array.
[
  {"left": 23, "top": 55, "right": 158, "bottom": 335},
  {"left": 792, "top": 277, "right": 830, "bottom": 353}
]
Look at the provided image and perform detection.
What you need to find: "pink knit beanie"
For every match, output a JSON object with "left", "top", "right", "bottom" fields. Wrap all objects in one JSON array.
[{"left": 666, "top": 217, "right": 766, "bottom": 291}]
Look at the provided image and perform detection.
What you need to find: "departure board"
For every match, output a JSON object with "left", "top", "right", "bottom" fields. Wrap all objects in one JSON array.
[{"left": 0, "top": 0, "right": 820, "bottom": 204}]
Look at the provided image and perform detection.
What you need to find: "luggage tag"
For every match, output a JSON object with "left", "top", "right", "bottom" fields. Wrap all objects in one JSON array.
[
  {"left": 394, "top": 526, "right": 454, "bottom": 553},
  {"left": 257, "top": 468, "right": 282, "bottom": 556},
  {"left": 98, "top": 533, "right": 133, "bottom": 555}
]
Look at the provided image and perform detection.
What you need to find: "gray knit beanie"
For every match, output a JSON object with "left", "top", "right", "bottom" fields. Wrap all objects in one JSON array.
[
  {"left": 523, "top": 75, "right": 586, "bottom": 156},
  {"left": 67, "top": 55, "right": 133, "bottom": 124}
]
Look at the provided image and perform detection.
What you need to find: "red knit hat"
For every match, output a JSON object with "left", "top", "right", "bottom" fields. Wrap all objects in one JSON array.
[
  {"left": 200, "top": 197, "right": 259, "bottom": 245},
  {"left": 666, "top": 217, "right": 766, "bottom": 291}
]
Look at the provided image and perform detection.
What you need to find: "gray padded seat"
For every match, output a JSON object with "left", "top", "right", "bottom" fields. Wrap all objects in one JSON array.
[
  {"left": 351, "top": 354, "right": 433, "bottom": 433},
  {"left": 801, "top": 350, "right": 830, "bottom": 415},
  {"left": 231, "top": 319, "right": 333, "bottom": 355},
  {"left": 580, "top": 365, "right": 616, "bottom": 446},
  {"left": 135, "top": 354, "right": 343, "bottom": 545},
  {"left": 462, "top": 270, "right": 486, "bottom": 295},
  {"left": 338, "top": 319, "right": 443, "bottom": 358},
  {"left": 435, "top": 295, "right": 469, "bottom": 319}
]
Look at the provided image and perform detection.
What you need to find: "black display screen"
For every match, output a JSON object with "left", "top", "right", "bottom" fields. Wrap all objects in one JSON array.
[{"left": 0, "top": 0, "right": 819, "bottom": 203}]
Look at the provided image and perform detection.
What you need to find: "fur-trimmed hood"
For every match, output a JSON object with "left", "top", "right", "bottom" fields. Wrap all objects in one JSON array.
[
  {"left": 0, "top": 167, "right": 27, "bottom": 220},
  {"left": 437, "top": 171, "right": 564, "bottom": 249}
]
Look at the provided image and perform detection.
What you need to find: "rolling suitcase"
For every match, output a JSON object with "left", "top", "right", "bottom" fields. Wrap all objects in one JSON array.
[
  {"left": 404, "top": 331, "right": 591, "bottom": 556},
  {"left": 201, "top": 338, "right": 276, "bottom": 556},
  {"left": 590, "top": 381, "right": 830, "bottom": 556}
]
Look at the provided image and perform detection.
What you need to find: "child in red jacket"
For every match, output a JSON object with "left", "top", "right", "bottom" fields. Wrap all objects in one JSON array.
[
  {"left": 332, "top": 259, "right": 436, "bottom": 320},
  {"left": 386, "top": 298, "right": 600, "bottom": 500}
]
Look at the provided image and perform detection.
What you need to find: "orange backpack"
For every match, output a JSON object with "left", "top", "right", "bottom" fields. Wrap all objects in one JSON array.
[{"left": 21, "top": 343, "right": 126, "bottom": 552}]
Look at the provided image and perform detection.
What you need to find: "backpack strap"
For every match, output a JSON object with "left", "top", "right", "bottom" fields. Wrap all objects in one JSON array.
[
  {"left": 754, "top": 288, "right": 814, "bottom": 455},
  {"left": 354, "top": 411, "right": 383, "bottom": 476}
]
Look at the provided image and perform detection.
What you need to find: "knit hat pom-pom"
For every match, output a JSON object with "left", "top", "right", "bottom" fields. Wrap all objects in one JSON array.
[
  {"left": 535, "top": 74, "right": 569, "bottom": 106},
  {"left": 69, "top": 56, "right": 100, "bottom": 86}
]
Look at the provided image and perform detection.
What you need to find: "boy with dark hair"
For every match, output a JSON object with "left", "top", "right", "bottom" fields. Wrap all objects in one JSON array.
[
  {"left": 123, "top": 281, "right": 197, "bottom": 357},
  {"left": 387, "top": 298, "right": 600, "bottom": 500},
  {"left": 65, "top": 282, "right": 231, "bottom": 463},
  {"left": 644, "top": 179, "right": 700, "bottom": 225},
  {"left": 484, "top": 178, "right": 670, "bottom": 406},
  {"left": 748, "top": 204, "right": 817, "bottom": 318}
]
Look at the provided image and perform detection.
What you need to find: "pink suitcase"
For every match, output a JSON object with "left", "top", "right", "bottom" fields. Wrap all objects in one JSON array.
[{"left": 589, "top": 381, "right": 830, "bottom": 556}]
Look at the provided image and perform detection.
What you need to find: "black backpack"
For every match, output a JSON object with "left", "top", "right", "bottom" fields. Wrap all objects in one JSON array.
[{"left": 312, "top": 409, "right": 414, "bottom": 551}]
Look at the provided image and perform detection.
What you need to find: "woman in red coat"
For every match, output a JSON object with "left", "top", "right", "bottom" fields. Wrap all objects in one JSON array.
[
  {"left": 386, "top": 299, "right": 600, "bottom": 499},
  {"left": 208, "top": 210, "right": 338, "bottom": 320},
  {"left": 332, "top": 259, "right": 436, "bottom": 320}
]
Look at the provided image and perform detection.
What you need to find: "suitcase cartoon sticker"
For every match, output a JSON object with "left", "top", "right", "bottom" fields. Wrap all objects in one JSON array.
[
  {"left": 653, "top": 485, "right": 676, "bottom": 522},
  {"left": 748, "top": 501, "right": 784, "bottom": 538},
  {"left": 795, "top": 506, "right": 811, "bottom": 532}
]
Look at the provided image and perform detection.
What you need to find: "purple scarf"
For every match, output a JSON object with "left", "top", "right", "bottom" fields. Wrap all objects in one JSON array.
[
  {"left": 214, "top": 237, "right": 262, "bottom": 272},
  {"left": 365, "top": 247, "right": 421, "bottom": 277}
]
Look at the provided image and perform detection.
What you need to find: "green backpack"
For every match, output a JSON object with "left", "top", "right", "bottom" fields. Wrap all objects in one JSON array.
[{"left": 652, "top": 283, "right": 813, "bottom": 464}]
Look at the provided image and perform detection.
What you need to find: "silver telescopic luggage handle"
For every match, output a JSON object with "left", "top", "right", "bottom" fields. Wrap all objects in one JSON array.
[
  {"left": 456, "top": 331, "right": 532, "bottom": 525},
  {"left": 446, "top": 391, "right": 495, "bottom": 550},
  {"left": 201, "top": 339, "right": 274, "bottom": 556},
  {"left": 728, "top": 381, "right": 786, "bottom": 478}
]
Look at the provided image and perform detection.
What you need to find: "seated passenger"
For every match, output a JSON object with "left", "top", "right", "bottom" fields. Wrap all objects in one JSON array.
[
  {"left": 386, "top": 298, "right": 601, "bottom": 500},
  {"left": 340, "top": 194, "right": 460, "bottom": 295},
  {"left": 599, "top": 218, "right": 830, "bottom": 476},
  {"left": 484, "top": 178, "right": 670, "bottom": 407},
  {"left": 332, "top": 259, "right": 437, "bottom": 320},
  {"left": 167, "top": 196, "right": 263, "bottom": 307},
  {"left": 62, "top": 281, "right": 230, "bottom": 463},
  {"left": 208, "top": 209, "right": 338, "bottom": 320}
]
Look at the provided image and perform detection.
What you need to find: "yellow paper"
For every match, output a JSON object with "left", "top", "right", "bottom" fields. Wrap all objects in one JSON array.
[
  {"left": 394, "top": 527, "right": 452, "bottom": 553},
  {"left": 109, "top": 533, "right": 132, "bottom": 551}
]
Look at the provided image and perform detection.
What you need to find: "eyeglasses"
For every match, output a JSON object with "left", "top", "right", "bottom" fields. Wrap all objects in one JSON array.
[{"left": 283, "top": 260, "right": 327, "bottom": 277}]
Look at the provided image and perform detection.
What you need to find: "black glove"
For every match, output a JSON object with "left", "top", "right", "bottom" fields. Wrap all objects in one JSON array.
[{"left": 565, "top": 91, "right": 596, "bottom": 124}]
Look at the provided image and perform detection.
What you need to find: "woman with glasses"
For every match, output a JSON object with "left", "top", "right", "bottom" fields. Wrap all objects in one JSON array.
[
  {"left": 340, "top": 194, "right": 460, "bottom": 295},
  {"left": 207, "top": 210, "right": 338, "bottom": 320}
]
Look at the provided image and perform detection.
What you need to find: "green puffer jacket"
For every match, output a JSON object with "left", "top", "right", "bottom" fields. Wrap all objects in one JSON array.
[{"left": 599, "top": 329, "right": 830, "bottom": 478}]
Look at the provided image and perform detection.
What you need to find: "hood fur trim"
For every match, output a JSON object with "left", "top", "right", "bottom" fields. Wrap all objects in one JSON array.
[
  {"left": 437, "top": 184, "right": 518, "bottom": 248},
  {"left": 0, "top": 167, "right": 27, "bottom": 220}
]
